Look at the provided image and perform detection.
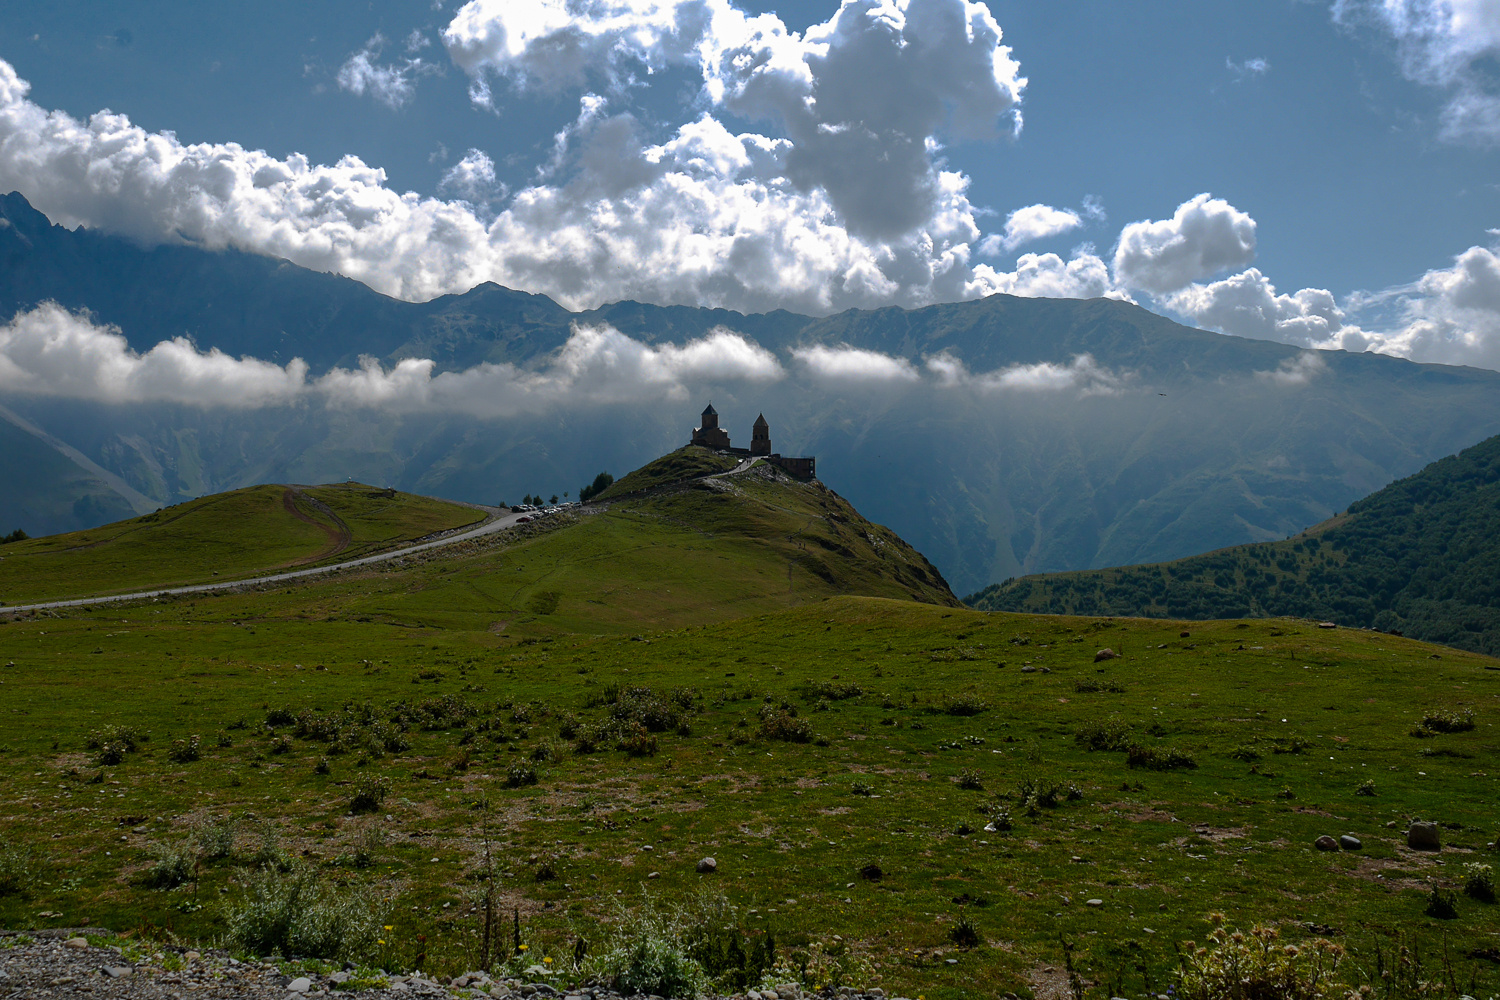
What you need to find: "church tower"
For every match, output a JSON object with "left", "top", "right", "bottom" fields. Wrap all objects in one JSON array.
[
  {"left": 691, "top": 403, "right": 732, "bottom": 449},
  {"left": 750, "top": 413, "right": 771, "bottom": 456}
]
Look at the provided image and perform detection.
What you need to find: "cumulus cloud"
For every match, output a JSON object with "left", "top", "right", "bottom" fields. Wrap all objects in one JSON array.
[
  {"left": 791, "top": 344, "right": 920, "bottom": 382},
  {"left": 1256, "top": 351, "right": 1328, "bottom": 386},
  {"left": 1113, "top": 193, "right": 1258, "bottom": 296},
  {"left": 1334, "top": 0, "right": 1500, "bottom": 143},
  {"left": 968, "top": 250, "right": 1116, "bottom": 300},
  {"left": 437, "top": 149, "right": 505, "bottom": 202},
  {"left": 337, "top": 34, "right": 436, "bottom": 110},
  {"left": 0, "top": 303, "right": 308, "bottom": 406},
  {"left": 979, "top": 203, "right": 1082, "bottom": 254},
  {"left": 1167, "top": 268, "right": 1346, "bottom": 346},
  {"left": 927, "top": 350, "right": 1120, "bottom": 393},
  {"left": 0, "top": 305, "right": 785, "bottom": 415},
  {"left": 1341, "top": 242, "right": 1500, "bottom": 369},
  {"left": 0, "top": 37, "right": 1022, "bottom": 314}
]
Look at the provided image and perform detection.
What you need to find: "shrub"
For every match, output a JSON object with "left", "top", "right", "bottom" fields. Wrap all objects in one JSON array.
[
  {"left": 1126, "top": 742, "right": 1197, "bottom": 771},
  {"left": 619, "top": 725, "right": 660, "bottom": 758},
  {"left": 349, "top": 775, "right": 390, "bottom": 814},
  {"left": 1463, "top": 863, "right": 1496, "bottom": 903},
  {"left": 811, "top": 680, "right": 863, "bottom": 701},
  {"left": 225, "top": 865, "right": 383, "bottom": 961},
  {"left": 194, "top": 815, "right": 238, "bottom": 861},
  {"left": 759, "top": 710, "right": 813, "bottom": 743},
  {"left": 955, "top": 768, "right": 984, "bottom": 791},
  {"left": 1420, "top": 708, "right": 1476, "bottom": 734},
  {"left": 597, "top": 898, "right": 706, "bottom": 998},
  {"left": 506, "top": 763, "right": 539, "bottom": 788},
  {"left": 1075, "top": 720, "right": 1131, "bottom": 752},
  {"left": 1354, "top": 780, "right": 1376, "bottom": 796},
  {"left": 1175, "top": 919, "right": 1345, "bottom": 1000},
  {"left": 942, "top": 694, "right": 989, "bottom": 717},
  {"left": 85, "top": 724, "right": 143, "bottom": 753},
  {"left": 1424, "top": 887, "right": 1458, "bottom": 919},
  {"left": 168, "top": 735, "right": 202, "bottom": 763},
  {"left": 1228, "top": 744, "right": 1262, "bottom": 762},
  {"left": 985, "top": 808, "right": 1013, "bottom": 832},
  {"left": 682, "top": 893, "right": 777, "bottom": 990},
  {"left": 251, "top": 825, "right": 292, "bottom": 873},
  {"left": 851, "top": 780, "right": 875, "bottom": 797},
  {"left": 145, "top": 843, "right": 196, "bottom": 889},
  {"left": 264, "top": 707, "right": 296, "bottom": 728},
  {"left": 0, "top": 841, "right": 36, "bottom": 898},
  {"left": 949, "top": 913, "right": 981, "bottom": 949},
  {"left": 1073, "top": 679, "right": 1125, "bottom": 694},
  {"left": 344, "top": 823, "right": 385, "bottom": 870}
]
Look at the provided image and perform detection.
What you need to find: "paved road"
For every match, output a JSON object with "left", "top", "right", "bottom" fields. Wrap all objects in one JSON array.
[{"left": 0, "top": 508, "right": 539, "bottom": 615}]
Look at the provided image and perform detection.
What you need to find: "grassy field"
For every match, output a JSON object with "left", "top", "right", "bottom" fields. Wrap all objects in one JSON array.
[
  {"left": 0, "top": 483, "right": 483, "bottom": 605},
  {"left": 1, "top": 466, "right": 1497, "bottom": 999},
  {"left": 593, "top": 447, "right": 741, "bottom": 502}
]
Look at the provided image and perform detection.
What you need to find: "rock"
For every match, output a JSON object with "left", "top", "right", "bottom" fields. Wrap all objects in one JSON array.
[
  {"left": 102, "top": 967, "right": 133, "bottom": 979},
  {"left": 63, "top": 937, "right": 89, "bottom": 949},
  {"left": 1093, "top": 649, "right": 1119, "bottom": 662},
  {"left": 1020, "top": 665, "right": 1036, "bottom": 673},
  {"left": 648, "top": 870, "right": 661, "bottom": 879},
  {"left": 1086, "top": 898, "right": 1104, "bottom": 907},
  {"left": 331, "top": 971, "right": 351, "bottom": 984},
  {"left": 287, "top": 976, "right": 313, "bottom": 993},
  {"left": 1315, "top": 835, "right": 1339, "bottom": 851},
  {"left": 1318, "top": 622, "right": 1336, "bottom": 629},
  {"left": 1407, "top": 821, "right": 1441, "bottom": 851},
  {"left": 1340, "top": 834, "right": 1362, "bottom": 850},
  {"left": 184, "top": 950, "right": 200, "bottom": 962},
  {"left": 697, "top": 856, "right": 717, "bottom": 873}
]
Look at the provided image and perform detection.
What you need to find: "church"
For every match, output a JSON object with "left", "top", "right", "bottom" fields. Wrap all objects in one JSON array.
[{"left": 691, "top": 404, "right": 816, "bottom": 479}]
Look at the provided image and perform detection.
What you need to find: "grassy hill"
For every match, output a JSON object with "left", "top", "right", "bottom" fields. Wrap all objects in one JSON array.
[
  {"left": 0, "top": 483, "right": 483, "bottom": 605},
  {"left": 965, "top": 433, "right": 1500, "bottom": 655}
]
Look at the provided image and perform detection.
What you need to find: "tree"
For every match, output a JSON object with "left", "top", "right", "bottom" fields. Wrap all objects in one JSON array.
[
  {"left": 579, "top": 472, "right": 614, "bottom": 503},
  {"left": 1, "top": 528, "right": 27, "bottom": 544},
  {"left": 550, "top": 495, "right": 558, "bottom": 505}
]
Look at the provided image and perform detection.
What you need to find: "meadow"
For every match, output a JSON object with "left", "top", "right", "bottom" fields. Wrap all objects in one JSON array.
[{"left": 0, "top": 465, "right": 1497, "bottom": 998}]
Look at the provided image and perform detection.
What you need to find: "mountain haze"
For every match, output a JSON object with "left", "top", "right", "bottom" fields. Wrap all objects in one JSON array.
[
  {"left": 5, "top": 192, "right": 1500, "bottom": 595},
  {"left": 966, "top": 432, "right": 1500, "bottom": 655}
]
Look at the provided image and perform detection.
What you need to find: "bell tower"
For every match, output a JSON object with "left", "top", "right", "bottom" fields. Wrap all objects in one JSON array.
[{"left": 751, "top": 413, "right": 771, "bottom": 456}]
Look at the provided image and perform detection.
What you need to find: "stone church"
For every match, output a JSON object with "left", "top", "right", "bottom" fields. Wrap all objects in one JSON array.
[{"left": 691, "top": 404, "right": 816, "bottom": 478}]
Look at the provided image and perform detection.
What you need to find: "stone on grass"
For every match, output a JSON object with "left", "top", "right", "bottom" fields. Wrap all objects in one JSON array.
[
  {"left": 63, "top": 938, "right": 89, "bottom": 949},
  {"left": 1315, "top": 835, "right": 1339, "bottom": 851},
  {"left": 1086, "top": 898, "right": 1104, "bottom": 907},
  {"left": 1340, "top": 834, "right": 1362, "bottom": 851},
  {"left": 697, "top": 856, "right": 717, "bottom": 873},
  {"left": 1093, "top": 649, "right": 1119, "bottom": 662},
  {"left": 1407, "top": 822, "right": 1441, "bottom": 851},
  {"left": 287, "top": 976, "right": 312, "bottom": 993}
]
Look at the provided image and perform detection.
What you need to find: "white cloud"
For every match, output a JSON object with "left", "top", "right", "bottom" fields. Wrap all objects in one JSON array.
[
  {"left": 979, "top": 203, "right": 1082, "bottom": 254},
  {"left": 337, "top": 34, "right": 435, "bottom": 110},
  {"left": 0, "top": 305, "right": 784, "bottom": 415},
  {"left": 1335, "top": 0, "right": 1500, "bottom": 143},
  {"left": 1167, "top": 268, "right": 1346, "bottom": 346},
  {"left": 1226, "top": 56, "right": 1270, "bottom": 80},
  {"left": 927, "top": 350, "right": 1120, "bottom": 393},
  {"left": 438, "top": 149, "right": 505, "bottom": 202},
  {"left": 1255, "top": 351, "right": 1328, "bottom": 386},
  {"left": 791, "top": 344, "right": 920, "bottom": 382},
  {"left": 1341, "top": 243, "right": 1500, "bottom": 369},
  {"left": 968, "top": 250, "right": 1117, "bottom": 300},
  {"left": 0, "top": 302, "right": 308, "bottom": 406},
  {"left": 1113, "top": 193, "right": 1258, "bottom": 296}
]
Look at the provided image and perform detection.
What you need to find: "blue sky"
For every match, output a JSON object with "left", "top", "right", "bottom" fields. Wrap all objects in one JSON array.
[{"left": 3, "top": 0, "right": 1500, "bottom": 376}]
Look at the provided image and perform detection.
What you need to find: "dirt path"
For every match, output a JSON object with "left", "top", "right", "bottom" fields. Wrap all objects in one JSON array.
[{"left": 280, "top": 487, "right": 352, "bottom": 564}]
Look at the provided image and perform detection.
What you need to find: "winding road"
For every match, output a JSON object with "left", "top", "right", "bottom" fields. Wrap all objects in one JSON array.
[{"left": 0, "top": 507, "right": 533, "bottom": 615}]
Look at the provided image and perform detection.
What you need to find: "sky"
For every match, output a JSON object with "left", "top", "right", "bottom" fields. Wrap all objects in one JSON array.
[{"left": 3, "top": 0, "right": 1500, "bottom": 396}]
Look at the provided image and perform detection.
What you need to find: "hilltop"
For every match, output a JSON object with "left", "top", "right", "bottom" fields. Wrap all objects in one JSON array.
[{"left": 965, "top": 431, "right": 1500, "bottom": 655}]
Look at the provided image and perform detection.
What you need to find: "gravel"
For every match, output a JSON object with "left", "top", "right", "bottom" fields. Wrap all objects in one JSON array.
[{"left": 1, "top": 931, "right": 917, "bottom": 1000}]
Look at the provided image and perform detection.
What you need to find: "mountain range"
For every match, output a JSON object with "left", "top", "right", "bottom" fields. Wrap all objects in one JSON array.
[{"left": 6, "top": 190, "right": 1500, "bottom": 597}]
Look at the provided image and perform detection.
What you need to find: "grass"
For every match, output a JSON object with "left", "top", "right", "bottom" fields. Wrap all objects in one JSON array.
[
  {"left": 1, "top": 460, "right": 1498, "bottom": 997},
  {"left": 0, "top": 482, "right": 482, "bottom": 605},
  {"left": 591, "top": 446, "right": 740, "bottom": 502}
]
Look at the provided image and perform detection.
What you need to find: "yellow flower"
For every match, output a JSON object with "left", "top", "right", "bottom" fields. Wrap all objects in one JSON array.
[
  {"left": 543, "top": 957, "right": 553, "bottom": 965},
  {"left": 378, "top": 940, "right": 386, "bottom": 945},
  {"left": 383, "top": 926, "right": 393, "bottom": 931},
  {"left": 519, "top": 944, "right": 529, "bottom": 952}
]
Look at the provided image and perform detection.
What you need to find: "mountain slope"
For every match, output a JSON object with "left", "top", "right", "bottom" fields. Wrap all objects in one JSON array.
[
  {"left": 965, "top": 432, "right": 1500, "bottom": 654},
  {"left": 7, "top": 191, "right": 1500, "bottom": 596}
]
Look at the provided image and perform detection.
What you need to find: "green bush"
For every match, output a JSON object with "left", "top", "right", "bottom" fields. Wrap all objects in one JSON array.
[
  {"left": 0, "top": 841, "right": 36, "bottom": 898},
  {"left": 596, "top": 898, "right": 707, "bottom": 998},
  {"left": 194, "top": 815, "right": 238, "bottom": 861},
  {"left": 1424, "top": 887, "right": 1458, "bottom": 919},
  {"left": 758, "top": 710, "right": 813, "bottom": 743},
  {"left": 1463, "top": 862, "right": 1496, "bottom": 903},
  {"left": 225, "top": 866, "right": 383, "bottom": 962},
  {"left": 145, "top": 843, "right": 196, "bottom": 889},
  {"left": 506, "top": 762, "right": 539, "bottom": 787},
  {"left": 955, "top": 768, "right": 984, "bottom": 791},
  {"left": 1175, "top": 919, "right": 1345, "bottom": 1000},
  {"left": 349, "top": 775, "right": 390, "bottom": 813},
  {"left": 1126, "top": 742, "right": 1197, "bottom": 771},
  {"left": 168, "top": 735, "right": 202, "bottom": 763},
  {"left": 941, "top": 694, "right": 989, "bottom": 717},
  {"left": 1420, "top": 708, "right": 1476, "bottom": 734},
  {"left": 1075, "top": 719, "right": 1131, "bottom": 752}
]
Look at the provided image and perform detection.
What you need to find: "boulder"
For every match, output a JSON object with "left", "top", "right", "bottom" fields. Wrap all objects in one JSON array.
[
  {"left": 1339, "top": 834, "right": 1362, "bottom": 851},
  {"left": 63, "top": 938, "right": 89, "bottom": 950},
  {"left": 287, "top": 977, "right": 312, "bottom": 993},
  {"left": 1407, "top": 821, "right": 1441, "bottom": 851},
  {"left": 696, "top": 856, "right": 717, "bottom": 874},
  {"left": 1093, "top": 649, "right": 1119, "bottom": 663},
  {"left": 1314, "top": 835, "right": 1339, "bottom": 851}
]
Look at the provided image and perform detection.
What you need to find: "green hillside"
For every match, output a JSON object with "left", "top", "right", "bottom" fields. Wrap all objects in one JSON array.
[
  {"left": 0, "top": 483, "right": 483, "bottom": 605},
  {"left": 965, "top": 432, "right": 1500, "bottom": 655}
]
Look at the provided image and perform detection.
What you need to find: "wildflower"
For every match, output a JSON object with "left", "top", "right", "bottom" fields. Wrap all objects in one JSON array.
[
  {"left": 519, "top": 944, "right": 529, "bottom": 952},
  {"left": 383, "top": 925, "right": 393, "bottom": 931},
  {"left": 378, "top": 940, "right": 386, "bottom": 945},
  {"left": 543, "top": 957, "right": 553, "bottom": 965}
]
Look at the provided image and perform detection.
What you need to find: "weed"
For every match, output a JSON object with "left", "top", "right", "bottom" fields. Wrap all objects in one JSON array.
[
  {"left": 619, "top": 725, "right": 659, "bottom": 757},
  {"left": 1126, "top": 742, "right": 1197, "bottom": 771},
  {"left": 0, "top": 841, "right": 36, "bottom": 898},
  {"left": 168, "top": 735, "right": 202, "bottom": 763},
  {"left": 1271, "top": 737, "right": 1311, "bottom": 755},
  {"left": 264, "top": 707, "right": 296, "bottom": 728},
  {"left": 985, "top": 807, "right": 1013, "bottom": 833},
  {"left": 145, "top": 842, "right": 196, "bottom": 889},
  {"left": 349, "top": 775, "right": 390, "bottom": 814},
  {"left": 1174, "top": 918, "right": 1345, "bottom": 1000},
  {"left": 1424, "top": 887, "right": 1459, "bottom": 919},
  {"left": 225, "top": 865, "right": 384, "bottom": 962},
  {"left": 758, "top": 706, "right": 813, "bottom": 744},
  {"left": 596, "top": 895, "right": 708, "bottom": 999},
  {"left": 506, "top": 763, "right": 539, "bottom": 788},
  {"left": 342, "top": 823, "right": 385, "bottom": 870},
  {"left": 949, "top": 913, "right": 981, "bottom": 950},
  {"left": 941, "top": 694, "right": 989, "bottom": 717},
  {"left": 193, "top": 815, "right": 238, "bottom": 861},
  {"left": 1355, "top": 780, "right": 1376, "bottom": 796},
  {"left": 1463, "top": 863, "right": 1496, "bottom": 903},
  {"left": 955, "top": 768, "right": 984, "bottom": 790},
  {"left": 1420, "top": 708, "right": 1476, "bottom": 734},
  {"left": 1229, "top": 744, "right": 1262, "bottom": 762},
  {"left": 810, "top": 680, "right": 863, "bottom": 701},
  {"left": 1075, "top": 719, "right": 1132, "bottom": 752},
  {"left": 252, "top": 825, "right": 292, "bottom": 872},
  {"left": 1073, "top": 679, "right": 1126, "bottom": 694},
  {"left": 851, "top": 780, "right": 875, "bottom": 797}
]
